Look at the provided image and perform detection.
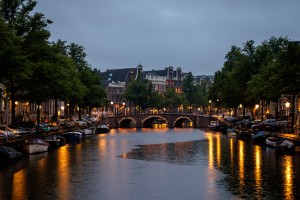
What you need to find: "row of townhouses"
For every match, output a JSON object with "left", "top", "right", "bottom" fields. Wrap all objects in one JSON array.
[
  {"left": 0, "top": 65, "right": 213, "bottom": 124},
  {"left": 1, "top": 65, "right": 299, "bottom": 131},
  {"left": 100, "top": 65, "right": 213, "bottom": 105}
]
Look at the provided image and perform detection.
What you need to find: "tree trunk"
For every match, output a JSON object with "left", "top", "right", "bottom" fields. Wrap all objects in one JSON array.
[
  {"left": 261, "top": 100, "right": 264, "bottom": 121},
  {"left": 52, "top": 99, "right": 58, "bottom": 121},
  {"left": 291, "top": 94, "right": 296, "bottom": 133},
  {"left": 37, "top": 103, "right": 41, "bottom": 124},
  {"left": 10, "top": 86, "right": 16, "bottom": 124},
  {"left": 78, "top": 106, "right": 82, "bottom": 120},
  {"left": 275, "top": 99, "right": 279, "bottom": 120}
]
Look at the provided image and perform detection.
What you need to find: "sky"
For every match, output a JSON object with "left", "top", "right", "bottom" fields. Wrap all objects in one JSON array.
[{"left": 35, "top": 0, "right": 300, "bottom": 75}]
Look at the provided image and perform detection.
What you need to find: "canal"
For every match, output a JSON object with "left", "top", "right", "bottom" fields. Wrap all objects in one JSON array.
[{"left": 0, "top": 128, "right": 300, "bottom": 200}]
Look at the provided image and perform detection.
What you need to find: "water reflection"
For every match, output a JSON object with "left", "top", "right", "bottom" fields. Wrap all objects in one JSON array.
[
  {"left": 1, "top": 129, "right": 300, "bottom": 200},
  {"left": 254, "top": 145, "right": 262, "bottom": 197},
  {"left": 121, "top": 131, "right": 300, "bottom": 199},
  {"left": 283, "top": 156, "right": 294, "bottom": 200},
  {"left": 208, "top": 135, "right": 214, "bottom": 169},
  {"left": 237, "top": 140, "right": 245, "bottom": 194},
  {"left": 57, "top": 146, "right": 70, "bottom": 200},
  {"left": 216, "top": 135, "right": 221, "bottom": 168},
  {"left": 12, "top": 170, "right": 26, "bottom": 200}
]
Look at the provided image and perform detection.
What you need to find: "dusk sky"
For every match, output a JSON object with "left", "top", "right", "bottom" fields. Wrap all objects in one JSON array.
[{"left": 36, "top": 0, "right": 300, "bottom": 75}]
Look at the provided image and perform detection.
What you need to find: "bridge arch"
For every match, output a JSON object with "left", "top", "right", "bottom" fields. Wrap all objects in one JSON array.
[
  {"left": 173, "top": 116, "right": 193, "bottom": 128},
  {"left": 119, "top": 117, "right": 137, "bottom": 128},
  {"left": 142, "top": 115, "right": 168, "bottom": 128}
]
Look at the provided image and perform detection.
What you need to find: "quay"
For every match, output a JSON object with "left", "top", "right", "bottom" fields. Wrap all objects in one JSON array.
[{"left": 0, "top": 127, "right": 77, "bottom": 152}]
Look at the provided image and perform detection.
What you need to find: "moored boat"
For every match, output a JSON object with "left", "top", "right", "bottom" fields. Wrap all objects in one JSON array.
[
  {"left": 236, "top": 131, "right": 253, "bottom": 139},
  {"left": 84, "top": 127, "right": 96, "bottom": 136},
  {"left": 44, "top": 135, "right": 65, "bottom": 149},
  {"left": 95, "top": 124, "right": 110, "bottom": 134},
  {"left": 266, "top": 137, "right": 283, "bottom": 147},
  {"left": 228, "top": 131, "right": 236, "bottom": 137},
  {"left": 252, "top": 131, "right": 270, "bottom": 145},
  {"left": 0, "top": 146, "right": 23, "bottom": 162},
  {"left": 62, "top": 131, "right": 83, "bottom": 142},
  {"left": 23, "top": 138, "right": 49, "bottom": 154},
  {"left": 152, "top": 119, "right": 168, "bottom": 129},
  {"left": 208, "top": 121, "right": 219, "bottom": 130},
  {"left": 275, "top": 139, "right": 295, "bottom": 154}
]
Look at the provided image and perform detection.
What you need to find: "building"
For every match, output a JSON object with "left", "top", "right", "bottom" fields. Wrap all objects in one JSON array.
[{"left": 143, "top": 66, "right": 182, "bottom": 93}]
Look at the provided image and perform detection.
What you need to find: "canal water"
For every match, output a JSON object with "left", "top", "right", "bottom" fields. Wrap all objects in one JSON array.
[{"left": 1, "top": 128, "right": 300, "bottom": 200}]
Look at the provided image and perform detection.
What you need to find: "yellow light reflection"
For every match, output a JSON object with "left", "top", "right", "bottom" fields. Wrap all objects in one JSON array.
[
  {"left": 57, "top": 146, "right": 70, "bottom": 200},
  {"left": 12, "top": 170, "right": 26, "bottom": 200},
  {"left": 238, "top": 140, "right": 245, "bottom": 191},
  {"left": 208, "top": 135, "right": 214, "bottom": 169},
  {"left": 283, "top": 156, "right": 294, "bottom": 200},
  {"left": 216, "top": 135, "right": 221, "bottom": 168},
  {"left": 254, "top": 145, "right": 262, "bottom": 196},
  {"left": 230, "top": 138, "right": 234, "bottom": 171},
  {"left": 98, "top": 138, "right": 108, "bottom": 152}
]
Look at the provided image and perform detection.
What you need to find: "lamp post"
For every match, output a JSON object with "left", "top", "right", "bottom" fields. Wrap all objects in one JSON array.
[
  {"left": 255, "top": 104, "right": 259, "bottom": 120},
  {"left": 61, "top": 106, "right": 65, "bottom": 118},
  {"left": 122, "top": 102, "right": 125, "bottom": 115},
  {"left": 209, "top": 100, "right": 212, "bottom": 117},
  {"left": 285, "top": 101, "right": 290, "bottom": 114},
  {"left": 110, "top": 101, "right": 114, "bottom": 116},
  {"left": 285, "top": 101, "right": 290, "bottom": 131}
]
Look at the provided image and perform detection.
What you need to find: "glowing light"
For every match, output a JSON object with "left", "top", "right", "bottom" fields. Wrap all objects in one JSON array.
[
  {"left": 216, "top": 135, "right": 221, "bottom": 168},
  {"left": 238, "top": 140, "right": 245, "bottom": 191},
  {"left": 254, "top": 145, "right": 262, "bottom": 196},
  {"left": 283, "top": 156, "right": 294, "bottom": 200},
  {"left": 208, "top": 136, "right": 214, "bottom": 169}
]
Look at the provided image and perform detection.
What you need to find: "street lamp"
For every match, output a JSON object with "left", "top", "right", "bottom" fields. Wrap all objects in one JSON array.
[
  {"left": 285, "top": 101, "right": 290, "bottom": 109},
  {"left": 285, "top": 101, "right": 290, "bottom": 126},
  {"left": 122, "top": 102, "right": 125, "bottom": 115},
  {"left": 110, "top": 101, "right": 114, "bottom": 116},
  {"left": 209, "top": 100, "right": 212, "bottom": 117},
  {"left": 255, "top": 104, "right": 259, "bottom": 119},
  {"left": 61, "top": 106, "right": 65, "bottom": 118}
]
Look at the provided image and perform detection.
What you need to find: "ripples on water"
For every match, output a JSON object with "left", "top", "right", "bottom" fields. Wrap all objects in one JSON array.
[
  {"left": 1, "top": 129, "right": 300, "bottom": 200},
  {"left": 120, "top": 132, "right": 300, "bottom": 200},
  {"left": 118, "top": 140, "right": 208, "bottom": 165}
]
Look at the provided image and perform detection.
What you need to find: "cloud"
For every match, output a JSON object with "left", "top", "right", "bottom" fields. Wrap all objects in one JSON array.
[{"left": 36, "top": 0, "right": 300, "bottom": 75}]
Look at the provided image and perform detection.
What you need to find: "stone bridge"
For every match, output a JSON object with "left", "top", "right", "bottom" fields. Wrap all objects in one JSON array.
[{"left": 102, "top": 113, "right": 212, "bottom": 128}]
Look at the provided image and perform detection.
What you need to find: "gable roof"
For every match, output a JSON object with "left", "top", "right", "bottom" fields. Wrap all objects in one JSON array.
[
  {"left": 143, "top": 69, "right": 167, "bottom": 77},
  {"left": 100, "top": 68, "right": 139, "bottom": 87}
]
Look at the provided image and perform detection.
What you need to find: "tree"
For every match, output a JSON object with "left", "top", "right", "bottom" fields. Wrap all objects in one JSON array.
[
  {"left": 80, "top": 68, "right": 106, "bottom": 118},
  {"left": 0, "top": 0, "right": 52, "bottom": 123},
  {"left": 276, "top": 41, "right": 300, "bottom": 131},
  {"left": 123, "top": 75, "right": 153, "bottom": 112},
  {"left": 163, "top": 88, "right": 186, "bottom": 113},
  {"left": 182, "top": 72, "right": 196, "bottom": 113},
  {"left": 247, "top": 37, "right": 288, "bottom": 119},
  {"left": 209, "top": 46, "right": 244, "bottom": 115},
  {"left": 147, "top": 91, "right": 164, "bottom": 112},
  {"left": 193, "top": 81, "right": 209, "bottom": 109}
]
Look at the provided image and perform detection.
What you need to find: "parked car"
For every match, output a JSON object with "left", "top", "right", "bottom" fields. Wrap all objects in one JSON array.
[
  {"left": 266, "top": 123, "right": 282, "bottom": 132},
  {"left": 36, "top": 123, "right": 50, "bottom": 133},
  {"left": 74, "top": 120, "right": 88, "bottom": 127},
  {"left": 48, "top": 122, "right": 59, "bottom": 131},
  {"left": 84, "top": 116, "right": 98, "bottom": 123},
  {"left": 0, "top": 125, "right": 16, "bottom": 139},
  {"left": 224, "top": 116, "right": 238, "bottom": 124},
  {"left": 60, "top": 121, "right": 75, "bottom": 128},
  {"left": 9, "top": 122, "right": 35, "bottom": 135},
  {"left": 251, "top": 119, "right": 277, "bottom": 132}
]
